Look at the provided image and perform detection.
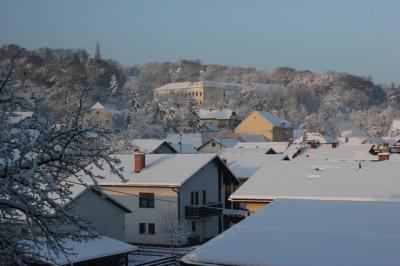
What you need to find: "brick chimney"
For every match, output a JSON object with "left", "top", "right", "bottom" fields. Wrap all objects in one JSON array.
[
  {"left": 309, "top": 141, "right": 318, "bottom": 149},
  {"left": 378, "top": 143, "right": 390, "bottom": 161},
  {"left": 134, "top": 152, "right": 146, "bottom": 173}
]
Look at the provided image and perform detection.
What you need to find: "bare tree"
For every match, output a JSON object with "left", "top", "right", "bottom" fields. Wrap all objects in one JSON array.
[
  {"left": 0, "top": 62, "right": 125, "bottom": 265},
  {"left": 158, "top": 209, "right": 190, "bottom": 249}
]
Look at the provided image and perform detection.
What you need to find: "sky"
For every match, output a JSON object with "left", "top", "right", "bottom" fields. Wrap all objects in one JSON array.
[{"left": 0, "top": 0, "right": 399, "bottom": 84}]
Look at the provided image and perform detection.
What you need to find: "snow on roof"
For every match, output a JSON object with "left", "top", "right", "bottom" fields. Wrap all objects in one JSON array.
[
  {"left": 294, "top": 132, "right": 333, "bottom": 144},
  {"left": 154, "top": 81, "right": 281, "bottom": 92},
  {"left": 239, "top": 134, "right": 267, "bottom": 142},
  {"left": 182, "top": 199, "right": 400, "bottom": 266},
  {"left": 283, "top": 144, "right": 306, "bottom": 160},
  {"left": 294, "top": 144, "right": 376, "bottom": 161},
  {"left": 28, "top": 236, "right": 137, "bottom": 265},
  {"left": 170, "top": 143, "right": 198, "bottom": 154},
  {"left": 198, "top": 138, "right": 239, "bottom": 150},
  {"left": 234, "top": 142, "right": 288, "bottom": 153},
  {"left": 90, "top": 102, "right": 106, "bottom": 110},
  {"left": 154, "top": 82, "right": 193, "bottom": 91},
  {"left": 9, "top": 111, "right": 33, "bottom": 124},
  {"left": 219, "top": 154, "right": 281, "bottom": 180},
  {"left": 76, "top": 154, "right": 219, "bottom": 187},
  {"left": 258, "top": 111, "right": 293, "bottom": 128},
  {"left": 200, "top": 123, "right": 220, "bottom": 132},
  {"left": 199, "top": 108, "right": 233, "bottom": 120},
  {"left": 166, "top": 133, "right": 202, "bottom": 148},
  {"left": 230, "top": 160, "right": 400, "bottom": 202},
  {"left": 132, "top": 139, "right": 173, "bottom": 154}
]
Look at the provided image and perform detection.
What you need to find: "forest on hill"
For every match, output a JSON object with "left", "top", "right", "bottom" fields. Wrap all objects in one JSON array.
[{"left": 1, "top": 43, "right": 399, "bottom": 137}]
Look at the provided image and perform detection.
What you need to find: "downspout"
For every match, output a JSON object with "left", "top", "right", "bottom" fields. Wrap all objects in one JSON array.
[{"left": 172, "top": 187, "right": 180, "bottom": 221}]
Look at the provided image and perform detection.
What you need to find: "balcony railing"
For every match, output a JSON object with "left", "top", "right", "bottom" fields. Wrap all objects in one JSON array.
[{"left": 185, "top": 202, "right": 223, "bottom": 219}]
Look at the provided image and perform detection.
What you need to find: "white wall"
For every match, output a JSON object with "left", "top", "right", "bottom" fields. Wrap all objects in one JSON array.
[{"left": 69, "top": 190, "right": 127, "bottom": 241}]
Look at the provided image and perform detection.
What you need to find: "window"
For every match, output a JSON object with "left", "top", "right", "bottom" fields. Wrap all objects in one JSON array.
[
  {"left": 96, "top": 111, "right": 100, "bottom": 115},
  {"left": 202, "top": 190, "right": 206, "bottom": 205},
  {"left": 191, "top": 191, "right": 199, "bottom": 205},
  {"left": 211, "top": 142, "right": 216, "bottom": 147},
  {"left": 200, "top": 92, "right": 202, "bottom": 96},
  {"left": 139, "top": 193, "right": 155, "bottom": 208},
  {"left": 196, "top": 92, "right": 198, "bottom": 96},
  {"left": 192, "top": 221, "right": 196, "bottom": 232},
  {"left": 139, "top": 223, "right": 146, "bottom": 234},
  {"left": 148, "top": 223, "right": 155, "bottom": 234}
]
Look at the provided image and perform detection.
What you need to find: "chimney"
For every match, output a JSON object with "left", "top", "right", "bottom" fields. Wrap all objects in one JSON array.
[
  {"left": 331, "top": 141, "right": 338, "bottom": 148},
  {"left": 134, "top": 152, "right": 146, "bottom": 173},
  {"left": 309, "top": 141, "right": 318, "bottom": 149},
  {"left": 382, "top": 142, "right": 389, "bottom": 153},
  {"left": 378, "top": 152, "right": 389, "bottom": 161}
]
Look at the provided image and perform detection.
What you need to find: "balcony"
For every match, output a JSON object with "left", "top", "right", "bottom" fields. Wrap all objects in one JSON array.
[{"left": 185, "top": 202, "right": 223, "bottom": 219}]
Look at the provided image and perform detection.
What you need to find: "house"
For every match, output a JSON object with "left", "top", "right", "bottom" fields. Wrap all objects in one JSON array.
[
  {"left": 166, "top": 133, "right": 202, "bottom": 153},
  {"left": 132, "top": 139, "right": 177, "bottom": 154},
  {"left": 234, "top": 111, "right": 293, "bottom": 142},
  {"left": 197, "top": 138, "right": 239, "bottom": 153},
  {"left": 26, "top": 236, "right": 137, "bottom": 266},
  {"left": 182, "top": 199, "right": 400, "bottom": 266},
  {"left": 229, "top": 160, "right": 400, "bottom": 213},
  {"left": 64, "top": 185, "right": 131, "bottom": 242},
  {"left": 85, "top": 102, "right": 113, "bottom": 130},
  {"left": 153, "top": 81, "right": 281, "bottom": 105},
  {"left": 9, "top": 111, "right": 33, "bottom": 124},
  {"left": 389, "top": 119, "right": 400, "bottom": 137},
  {"left": 198, "top": 108, "right": 237, "bottom": 128},
  {"left": 76, "top": 153, "right": 239, "bottom": 245},
  {"left": 220, "top": 142, "right": 288, "bottom": 155}
]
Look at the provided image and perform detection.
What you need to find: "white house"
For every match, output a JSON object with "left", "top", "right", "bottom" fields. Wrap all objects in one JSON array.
[
  {"left": 76, "top": 153, "right": 238, "bottom": 246},
  {"left": 182, "top": 199, "right": 400, "bottom": 266},
  {"left": 197, "top": 138, "right": 239, "bottom": 153}
]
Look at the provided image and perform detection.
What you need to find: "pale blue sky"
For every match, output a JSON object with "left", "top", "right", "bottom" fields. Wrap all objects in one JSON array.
[{"left": 0, "top": 0, "right": 399, "bottom": 83}]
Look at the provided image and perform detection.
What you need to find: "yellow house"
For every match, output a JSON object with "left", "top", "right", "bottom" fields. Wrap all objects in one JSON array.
[
  {"left": 234, "top": 111, "right": 293, "bottom": 142},
  {"left": 85, "top": 102, "right": 113, "bottom": 130}
]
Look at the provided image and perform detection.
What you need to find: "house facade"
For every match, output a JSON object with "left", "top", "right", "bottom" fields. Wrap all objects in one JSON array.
[
  {"left": 234, "top": 111, "right": 293, "bottom": 142},
  {"left": 84, "top": 102, "right": 113, "bottom": 130},
  {"left": 198, "top": 108, "right": 236, "bottom": 128},
  {"left": 65, "top": 187, "right": 131, "bottom": 242}
]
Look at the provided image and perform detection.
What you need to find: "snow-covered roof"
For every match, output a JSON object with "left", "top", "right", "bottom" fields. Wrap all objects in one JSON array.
[
  {"left": 198, "top": 138, "right": 239, "bottom": 150},
  {"left": 199, "top": 108, "right": 233, "bottom": 120},
  {"left": 219, "top": 154, "right": 281, "bottom": 180},
  {"left": 132, "top": 139, "right": 175, "bottom": 154},
  {"left": 239, "top": 134, "right": 267, "bottom": 142},
  {"left": 293, "top": 132, "right": 333, "bottom": 144},
  {"left": 28, "top": 236, "right": 137, "bottom": 265},
  {"left": 170, "top": 143, "right": 198, "bottom": 154},
  {"left": 230, "top": 160, "right": 400, "bottom": 202},
  {"left": 182, "top": 199, "right": 400, "bottom": 266},
  {"left": 90, "top": 101, "right": 106, "bottom": 110},
  {"left": 234, "top": 142, "right": 288, "bottom": 153},
  {"left": 258, "top": 111, "right": 293, "bottom": 128},
  {"left": 76, "top": 154, "right": 233, "bottom": 187},
  {"left": 9, "top": 111, "right": 33, "bottom": 124},
  {"left": 166, "top": 133, "right": 202, "bottom": 148},
  {"left": 200, "top": 123, "right": 220, "bottom": 132},
  {"left": 154, "top": 81, "right": 281, "bottom": 92},
  {"left": 283, "top": 144, "right": 306, "bottom": 160},
  {"left": 293, "top": 144, "right": 376, "bottom": 161}
]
